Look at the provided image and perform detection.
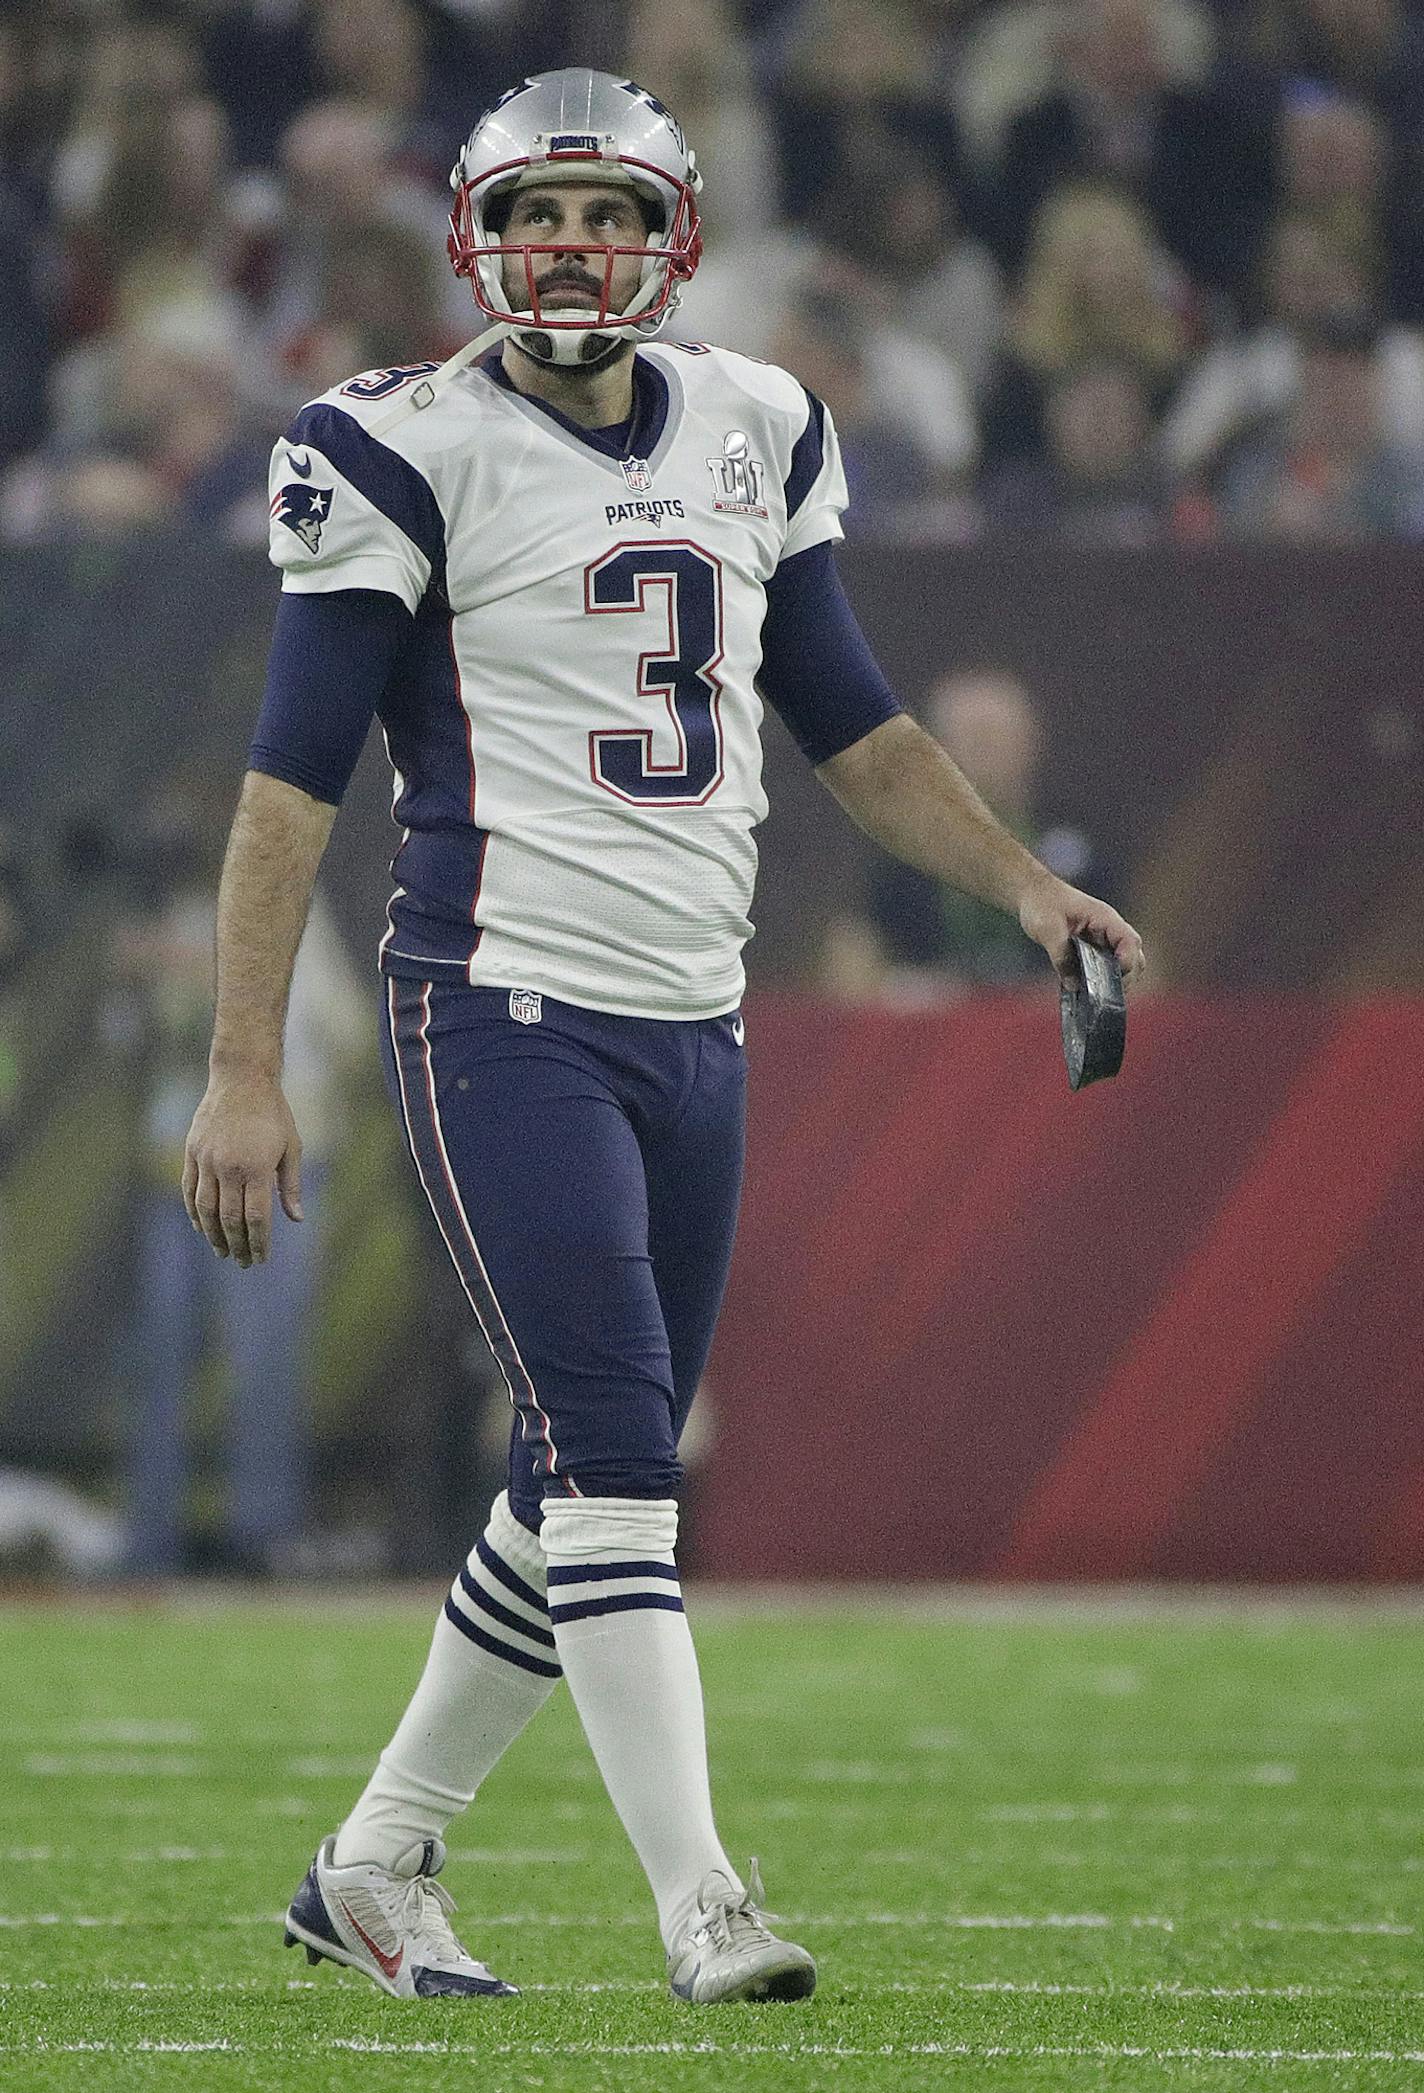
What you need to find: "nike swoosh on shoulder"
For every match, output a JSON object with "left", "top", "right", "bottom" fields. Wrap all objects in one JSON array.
[
  {"left": 339, "top": 1899, "right": 404, "bottom": 1980},
  {"left": 286, "top": 450, "right": 313, "bottom": 477}
]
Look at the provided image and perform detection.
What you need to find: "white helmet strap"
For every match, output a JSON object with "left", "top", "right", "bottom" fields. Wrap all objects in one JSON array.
[{"left": 365, "top": 322, "right": 511, "bottom": 438}]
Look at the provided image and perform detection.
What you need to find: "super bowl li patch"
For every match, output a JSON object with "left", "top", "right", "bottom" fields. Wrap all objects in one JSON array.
[
  {"left": 271, "top": 482, "right": 335, "bottom": 554},
  {"left": 706, "top": 431, "right": 767, "bottom": 517}
]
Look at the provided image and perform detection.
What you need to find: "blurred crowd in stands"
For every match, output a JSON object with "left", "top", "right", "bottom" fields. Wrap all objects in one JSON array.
[{"left": 4, "top": 0, "right": 1424, "bottom": 545}]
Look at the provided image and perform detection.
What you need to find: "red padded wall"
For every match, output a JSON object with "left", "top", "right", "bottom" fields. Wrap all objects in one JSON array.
[{"left": 698, "top": 993, "right": 1424, "bottom": 1582}]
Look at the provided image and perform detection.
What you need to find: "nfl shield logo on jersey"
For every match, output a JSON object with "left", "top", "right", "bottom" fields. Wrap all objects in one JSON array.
[
  {"left": 271, "top": 482, "right": 334, "bottom": 554},
  {"left": 508, "top": 988, "right": 543, "bottom": 1025},
  {"left": 620, "top": 457, "right": 654, "bottom": 493}
]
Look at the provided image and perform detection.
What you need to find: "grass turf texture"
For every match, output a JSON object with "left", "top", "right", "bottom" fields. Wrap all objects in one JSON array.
[{"left": 1, "top": 1597, "right": 1422, "bottom": 2091}]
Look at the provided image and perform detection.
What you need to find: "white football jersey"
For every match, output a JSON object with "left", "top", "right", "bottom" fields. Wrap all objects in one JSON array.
[{"left": 267, "top": 343, "right": 848, "bottom": 1019}]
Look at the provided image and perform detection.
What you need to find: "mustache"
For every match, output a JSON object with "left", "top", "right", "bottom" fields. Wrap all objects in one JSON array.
[{"left": 534, "top": 267, "right": 605, "bottom": 298}]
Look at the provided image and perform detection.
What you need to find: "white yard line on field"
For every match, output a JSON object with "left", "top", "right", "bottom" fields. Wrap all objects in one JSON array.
[
  {"left": 335, "top": 2043, "right": 1424, "bottom": 2062},
  {"left": 0, "top": 1908, "right": 1412, "bottom": 1937},
  {"left": 444, "top": 1848, "right": 587, "bottom": 1865},
  {"left": 1, "top": 1848, "right": 230, "bottom": 1864},
  {"left": 9, "top": 1976, "right": 1424, "bottom": 2001},
  {"left": 12, "top": 2040, "right": 1424, "bottom": 2064},
  {"left": 800, "top": 1763, "right": 935, "bottom": 1785},
  {"left": 11, "top": 2042, "right": 238, "bottom": 2054},
  {"left": 282, "top": 1758, "right": 379, "bottom": 1779},
  {"left": 0, "top": 1913, "right": 655, "bottom": 1930},
  {"left": 1245, "top": 1918, "right": 1415, "bottom": 1936},
  {"left": 0, "top": 1977, "right": 656, "bottom": 1993},
  {"left": 21, "top": 1756, "right": 200, "bottom": 1777},
  {"left": 982, "top": 1803, "right": 1121, "bottom": 1822},
  {"left": 327, "top": 2042, "right": 1424, "bottom": 2062},
  {"left": 64, "top": 1721, "right": 203, "bottom": 1746},
  {"left": 37, "top": 1798, "right": 177, "bottom": 1818},
  {"left": 757, "top": 1798, "right": 1424, "bottom": 1831},
  {"left": 981, "top": 1802, "right": 1424, "bottom": 1827},
  {"left": 5, "top": 1724, "right": 201, "bottom": 1747},
  {"left": 954, "top": 1981, "right": 1424, "bottom": 2000},
  {"left": 770, "top": 1758, "right": 1418, "bottom": 1790},
  {"left": 0, "top": 1981, "right": 318, "bottom": 1993},
  {"left": 867, "top": 1848, "right": 1424, "bottom": 1875}
]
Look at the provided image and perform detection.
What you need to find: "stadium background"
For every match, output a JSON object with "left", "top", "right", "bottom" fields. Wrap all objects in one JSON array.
[{"left": 2, "top": 0, "right": 1422, "bottom": 1584}]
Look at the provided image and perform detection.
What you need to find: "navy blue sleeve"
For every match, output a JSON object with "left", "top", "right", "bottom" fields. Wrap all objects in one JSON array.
[
  {"left": 758, "top": 540, "right": 903, "bottom": 766},
  {"left": 247, "top": 588, "right": 410, "bottom": 806}
]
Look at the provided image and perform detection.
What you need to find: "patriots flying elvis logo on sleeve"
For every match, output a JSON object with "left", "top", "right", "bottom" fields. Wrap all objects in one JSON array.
[{"left": 271, "top": 481, "right": 334, "bottom": 554}]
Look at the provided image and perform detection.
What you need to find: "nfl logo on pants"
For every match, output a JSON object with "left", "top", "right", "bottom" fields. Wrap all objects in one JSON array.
[{"left": 509, "top": 988, "right": 543, "bottom": 1025}]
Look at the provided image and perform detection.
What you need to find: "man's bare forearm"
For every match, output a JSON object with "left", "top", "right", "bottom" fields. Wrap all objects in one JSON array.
[
  {"left": 817, "top": 714, "right": 1054, "bottom": 916},
  {"left": 209, "top": 771, "right": 338, "bottom": 1079}
]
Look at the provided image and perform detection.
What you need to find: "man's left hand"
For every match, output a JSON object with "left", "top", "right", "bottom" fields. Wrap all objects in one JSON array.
[{"left": 1019, "top": 877, "right": 1147, "bottom": 991}]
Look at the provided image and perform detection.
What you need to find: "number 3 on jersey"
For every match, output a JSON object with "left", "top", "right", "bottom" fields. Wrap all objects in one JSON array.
[{"left": 585, "top": 543, "right": 725, "bottom": 806}]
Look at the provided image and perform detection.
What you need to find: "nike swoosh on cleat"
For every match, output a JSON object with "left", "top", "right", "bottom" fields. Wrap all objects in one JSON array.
[
  {"left": 339, "top": 1900, "right": 404, "bottom": 1981},
  {"left": 286, "top": 451, "right": 313, "bottom": 477}
]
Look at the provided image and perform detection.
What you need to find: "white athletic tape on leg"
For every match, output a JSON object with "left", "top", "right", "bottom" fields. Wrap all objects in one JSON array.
[
  {"left": 487, "top": 1490, "right": 548, "bottom": 1590},
  {"left": 540, "top": 1496, "right": 678, "bottom": 1564}
]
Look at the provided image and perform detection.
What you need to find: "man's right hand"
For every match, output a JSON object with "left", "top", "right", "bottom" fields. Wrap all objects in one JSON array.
[{"left": 182, "top": 1073, "right": 304, "bottom": 1268}]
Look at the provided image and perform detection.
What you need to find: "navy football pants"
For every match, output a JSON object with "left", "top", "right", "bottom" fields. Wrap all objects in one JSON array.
[{"left": 381, "top": 979, "right": 746, "bottom": 1531}]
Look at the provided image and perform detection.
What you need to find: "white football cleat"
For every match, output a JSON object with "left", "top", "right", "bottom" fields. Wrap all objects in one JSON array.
[
  {"left": 283, "top": 1833, "right": 518, "bottom": 1998},
  {"left": 666, "top": 1859, "right": 816, "bottom": 2003}
]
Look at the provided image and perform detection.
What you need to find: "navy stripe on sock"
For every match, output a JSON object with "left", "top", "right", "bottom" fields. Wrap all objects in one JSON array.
[
  {"left": 476, "top": 1533, "right": 550, "bottom": 1616},
  {"left": 548, "top": 1592, "right": 686, "bottom": 1626},
  {"left": 457, "top": 1563, "right": 558, "bottom": 1650},
  {"left": 545, "top": 1559, "right": 681, "bottom": 1586},
  {"left": 443, "top": 1596, "right": 562, "bottom": 1678}
]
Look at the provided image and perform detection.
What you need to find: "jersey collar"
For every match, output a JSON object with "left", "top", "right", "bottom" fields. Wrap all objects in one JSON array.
[{"left": 475, "top": 351, "right": 681, "bottom": 482}]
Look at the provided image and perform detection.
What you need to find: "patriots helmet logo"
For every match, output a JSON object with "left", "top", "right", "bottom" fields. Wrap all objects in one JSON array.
[{"left": 271, "top": 481, "right": 334, "bottom": 554}]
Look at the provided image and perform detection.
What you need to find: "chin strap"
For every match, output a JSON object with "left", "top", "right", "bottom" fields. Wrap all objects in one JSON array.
[
  {"left": 514, "top": 329, "right": 633, "bottom": 375},
  {"left": 367, "top": 322, "right": 511, "bottom": 439}
]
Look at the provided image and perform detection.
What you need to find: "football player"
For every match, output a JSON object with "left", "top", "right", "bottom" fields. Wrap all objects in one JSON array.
[{"left": 184, "top": 69, "right": 1145, "bottom": 2005}]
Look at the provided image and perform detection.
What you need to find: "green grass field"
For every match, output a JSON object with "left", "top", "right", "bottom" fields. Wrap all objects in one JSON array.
[{"left": 2, "top": 1594, "right": 1422, "bottom": 2090}]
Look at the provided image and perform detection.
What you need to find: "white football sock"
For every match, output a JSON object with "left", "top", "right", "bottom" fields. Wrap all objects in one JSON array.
[
  {"left": 541, "top": 1494, "right": 739, "bottom": 1950},
  {"left": 333, "top": 1492, "right": 561, "bottom": 1871}
]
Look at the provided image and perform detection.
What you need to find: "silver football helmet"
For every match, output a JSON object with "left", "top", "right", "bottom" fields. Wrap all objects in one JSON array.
[{"left": 448, "top": 68, "right": 703, "bottom": 369}]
